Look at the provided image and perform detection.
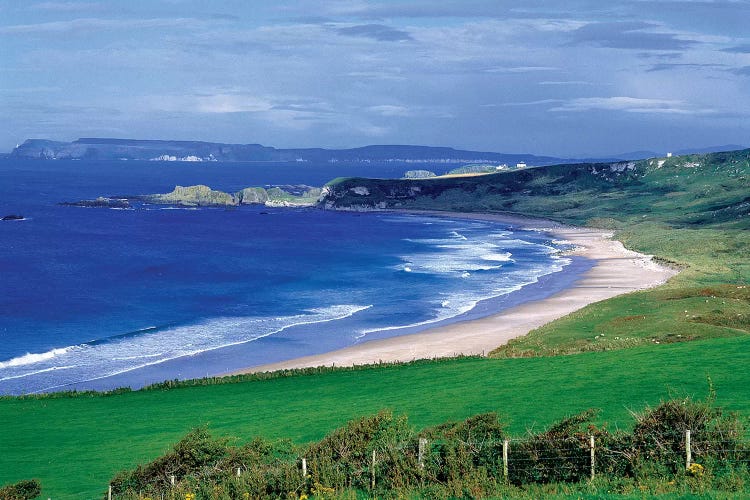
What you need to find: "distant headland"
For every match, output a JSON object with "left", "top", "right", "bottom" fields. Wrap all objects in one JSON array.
[{"left": 10, "top": 137, "right": 583, "bottom": 165}]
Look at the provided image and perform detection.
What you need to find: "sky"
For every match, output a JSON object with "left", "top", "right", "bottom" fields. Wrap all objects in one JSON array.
[{"left": 1, "top": 0, "right": 749, "bottom": 157}]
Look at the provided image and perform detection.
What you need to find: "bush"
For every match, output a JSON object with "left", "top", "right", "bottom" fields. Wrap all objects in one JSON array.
[
  {"left": 631, "top": 393, "right": 747, "bottom": 473},
  {"left": 421, "top": 412, "right": 506, "bottom": 490},
  {"left": 0, "top": 479, "right": 41, "bottom": 500},
  {"left": 106, "top": 397, "right": 750, "bottom": 499},
  {"left": 305, "top": 409, "right": 420, "bottom": 491}
]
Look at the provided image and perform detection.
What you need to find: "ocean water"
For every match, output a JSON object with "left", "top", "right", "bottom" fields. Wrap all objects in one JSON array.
[{"left": 0, "top": 159, "right": 588, "bottom": 394}]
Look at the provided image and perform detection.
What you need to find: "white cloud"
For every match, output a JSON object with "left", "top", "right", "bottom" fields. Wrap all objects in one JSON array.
[
  {"left": 0, "top": 17, "right": 206, "bottom": 35},
  {"left": 483, "top": 66, "right": 559, "bottom": 73},
  {"left": 367, "top": 105, "right": 411, "bottom": 116},
  {"left": 549, "top": 96, "right": 714, "bottom": 114},
  {"left": 31, "top": 1, "right": 102, "bottom": 12},
  {"left": 193, "top": 94, "right": 273, "bottom": 114}
]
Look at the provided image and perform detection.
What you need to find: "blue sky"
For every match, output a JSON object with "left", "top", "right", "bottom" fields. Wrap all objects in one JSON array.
[{"left": 1, "top": 0, "right": 749, "bottom": 156}]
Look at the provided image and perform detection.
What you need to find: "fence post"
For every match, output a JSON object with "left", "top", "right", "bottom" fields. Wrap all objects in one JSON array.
[
  {"left": 371, "top": 449, "right": 376, "bottom": 490},
  {"left": 418, "top": 438, "right": 427, "bottom": 469},
  {"left": 302, "top": 457, "right": 307, "bottom": 477},
  {"left": 170, "top": 475, "right": 175, "bottom": 486},
  {"left": 236, "top": 467, "right": 241, "bottom": 477},
  {"left": 503, "top": 439, "right": 509, "bottom": 483},
  {"left": 108, "top": 484, "right": 112, "bottom": 500},
  {"left": 590, "top": 434, "right": 595, "bottom": 480},
  {"left": 685, "top": 430, "right": 692, "bottom": 469}
]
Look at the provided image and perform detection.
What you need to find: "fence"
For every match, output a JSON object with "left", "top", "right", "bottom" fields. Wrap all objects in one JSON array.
[{"left": 104, "top": 428, "right": 750, "bottom": 499}]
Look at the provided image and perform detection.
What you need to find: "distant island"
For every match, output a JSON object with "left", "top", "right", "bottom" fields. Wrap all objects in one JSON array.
[
  {"left": 11, "top": 137, "right": 586, "bottom": 165},
  {"left": 8, "top": 138, "right": 746, "bottom": 166}
]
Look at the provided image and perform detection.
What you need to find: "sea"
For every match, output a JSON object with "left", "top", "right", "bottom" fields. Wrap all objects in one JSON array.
[{"left": 0, "top": 159, "right": 591, "bottom": 395}]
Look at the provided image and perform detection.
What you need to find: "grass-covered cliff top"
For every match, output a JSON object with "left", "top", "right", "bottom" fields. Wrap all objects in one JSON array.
[{"left": 321, "top": 149, "right": 749, "bottom": 231}]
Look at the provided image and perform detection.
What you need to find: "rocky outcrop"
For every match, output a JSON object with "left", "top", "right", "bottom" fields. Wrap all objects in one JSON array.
[
  {"left": 64, "top": 184, "right": 323, "bottom": 209},
  {"left": 1, "top": 214, "right": 24, "bottom": 221},
  {"left": 403, "top": 169, "right": 436, "bottom": 179},
  {"left": 237, "top": 187, "right": 269, "bottom": 205},
  {"left": 61, "top": 197, "right": 131, "bottom": 208},
  {"left": 145, "top": 185, "right": 238, "bottom": 206}
]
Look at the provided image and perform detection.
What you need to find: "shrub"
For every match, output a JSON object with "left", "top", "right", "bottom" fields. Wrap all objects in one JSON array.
[
  {"left": 0, "top": 479, "right": 41, "bottom": 500},
  {"left": 631, "top": 393, "right": 747, "bottom": 473},
  {"left": 304, "top": 409, "right": 420, "bottom": 491}
]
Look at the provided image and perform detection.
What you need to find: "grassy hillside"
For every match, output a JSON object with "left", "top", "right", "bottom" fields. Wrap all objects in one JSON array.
[
  {"left": 321, "top": 150, "right": 750, "bottom": 230},
  {"left": 323, "top": 150, "right": 750, "bottom": 358},
  {"left": 3, "top": 336, "right": 750, "bottom": 498}
]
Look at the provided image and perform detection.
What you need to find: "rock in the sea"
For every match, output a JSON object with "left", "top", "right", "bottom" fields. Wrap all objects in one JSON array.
[
  {"left": 403, "top": 169, "right": 437, "bottom": 179},
  {"left": 236, "top": 187, "right": 269, "bottom": 205},
  {"left": 60, "top": 197, "right": 131, "bottom": 208},
  {"left": 1, "top": 214, "right": 24, "bottom": 220},
  {"left": 146, "top": 185, "right": 238, "bottom": 206}
]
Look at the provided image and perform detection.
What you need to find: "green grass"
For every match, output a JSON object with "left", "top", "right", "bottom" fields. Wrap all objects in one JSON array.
[
  {"left": 491, "top": 223, "right": 750, "bottom": 358},
  {"left": 3, "top": 336, "right": 750, "bottom": 498}
]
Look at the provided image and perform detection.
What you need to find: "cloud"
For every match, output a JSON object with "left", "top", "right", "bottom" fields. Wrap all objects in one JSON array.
[
  {"left": 721, "top": 44, "right": 750, "bottom": 53},
  {"left": 569, "top": 21, "right": 699, "bottom": 51},
  {"left": 0, "top": 17, "right": 205, "bottom": 35},
  {"left": 483, "top": 66, "right": 558, "bottom": 73},
  {"left": 335, "top": 24, "right": 412, "bottom": 41},
  {"left": 549, "top": 96, "right": 710, "bottom": 114},
  {"left": 367, "top": 105, "right": 411, "bottom": 116},
  {"left": 646, "top": 62, "right": 726, "bottom": 72},
  {"left": 31, "top": 1, "right": 102, "bottom": 12},
  {"left": 492, "top": 99, "right": 563, "bottom": 107},
  {"left": 731, "top": 66, "right": 750, "bottom": 76},
  {"left": 538, "top": 80, "right": 596, "bottom": 85}
]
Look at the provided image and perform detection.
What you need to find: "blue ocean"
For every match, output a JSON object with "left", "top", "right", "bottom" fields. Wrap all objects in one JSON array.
[{"left": 0, "top": 159, "right": 589, "bottom": 395}]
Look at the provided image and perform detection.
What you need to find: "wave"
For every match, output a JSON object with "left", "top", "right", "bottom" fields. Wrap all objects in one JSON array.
[
  {"left": 396, "top": 239, "right": 511, "bottom": 275},
  {"left": 0, "top": 347, "right": 79, "bottom": 369},
  {"left": 0, "top": 304, "right": 372, "bottom": 394},
  {"left": 0, "top": 365, "right": 77, "bottom": 382}
]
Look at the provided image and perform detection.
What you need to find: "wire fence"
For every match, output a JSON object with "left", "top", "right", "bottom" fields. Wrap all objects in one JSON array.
[{"left": 96, "top": 429, "right": 750, "bottom": 500}]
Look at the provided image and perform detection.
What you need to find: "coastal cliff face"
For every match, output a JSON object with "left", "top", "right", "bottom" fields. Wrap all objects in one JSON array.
[{"left": 319, "top": 149, "right": 750, "bottom": 229}]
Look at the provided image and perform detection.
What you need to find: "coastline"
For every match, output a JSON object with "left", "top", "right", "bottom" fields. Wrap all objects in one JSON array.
[{"left": 232, "top": 211, "right": 678, "bottom": 374}]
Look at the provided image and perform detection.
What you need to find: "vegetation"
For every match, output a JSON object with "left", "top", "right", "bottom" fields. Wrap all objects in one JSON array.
[
  {"left": 323, "top": 150, "right": 749, "bottom": 232},
  {"left": 446, "top": 164, "right": 500, "bottom": 175},
  {"left": 0, "top": 480, "right": 41, "bottom": 500},
  {"left": 3, "top": 337, "right": 750, "bottom": 497},
  {"left": 105, "top": 395, "right": 749, "bottom": 499}
]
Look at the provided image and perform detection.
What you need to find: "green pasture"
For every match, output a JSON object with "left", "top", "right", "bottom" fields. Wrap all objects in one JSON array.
[{"left": 2, "top": 336, "right": 750, "bottom": 498}]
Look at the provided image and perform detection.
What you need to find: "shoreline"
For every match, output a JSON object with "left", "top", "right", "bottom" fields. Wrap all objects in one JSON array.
[{"left": 231, "top": 211, "right": 678, "bottom": 375}]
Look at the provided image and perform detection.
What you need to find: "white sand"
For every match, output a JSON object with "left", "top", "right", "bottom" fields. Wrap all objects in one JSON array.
[{"left": 233, "top": 212, "right": 678, "bottom": 374}]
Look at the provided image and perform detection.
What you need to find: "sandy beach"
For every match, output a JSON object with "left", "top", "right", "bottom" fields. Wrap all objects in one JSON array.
[{"left": 234, "top": 211, "right": 678, "bottom": 374}]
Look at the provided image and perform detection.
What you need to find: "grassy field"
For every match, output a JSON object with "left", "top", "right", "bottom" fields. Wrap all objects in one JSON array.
[{"left": 2, "top": 336, "right": 750, "bottom": 498}]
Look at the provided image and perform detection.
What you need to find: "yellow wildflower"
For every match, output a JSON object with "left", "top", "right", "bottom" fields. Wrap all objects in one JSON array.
[{"left": 687, "top": 462, "right": 705, "bottom": 477}]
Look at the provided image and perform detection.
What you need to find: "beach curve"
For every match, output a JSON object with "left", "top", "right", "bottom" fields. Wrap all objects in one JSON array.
[{"left": 232, "top": 211, "right": 679, "bottom": 374}]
